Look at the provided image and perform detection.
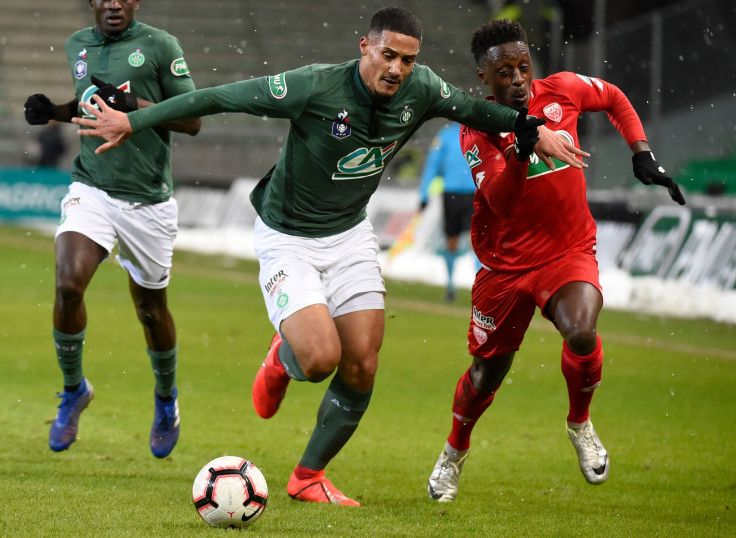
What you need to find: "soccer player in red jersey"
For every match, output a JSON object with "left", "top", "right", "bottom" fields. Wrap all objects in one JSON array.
[{"left": 428, "top": 19, "right": 686, "bottom": 501}]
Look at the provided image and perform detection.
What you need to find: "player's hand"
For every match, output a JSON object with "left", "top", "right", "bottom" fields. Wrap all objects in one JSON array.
[
  {"left": 632, "top": 151, "right": 686, "bottom": 205},
  {"left": 24, "top": 94, "right": 57, "bottom": 125},
  {"left": 72, "top": 94, "right": 133, "bottom": 154},
  {"left": 534, "top": 125, "right": 589, "bottom": 170},
  {"left": 513, "top": 107, "right": 544, "bottom": 162},
  {"left": 91, "top": 75, "right": 138, "bottom": 112}
]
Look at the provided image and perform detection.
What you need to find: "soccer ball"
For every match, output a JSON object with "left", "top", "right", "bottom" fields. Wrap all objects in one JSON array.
[{"left": 192, "top": 456, "right": 268, "bottom": 528}]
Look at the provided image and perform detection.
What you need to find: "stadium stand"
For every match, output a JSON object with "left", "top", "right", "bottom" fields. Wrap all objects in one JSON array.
[
  {"left": 0, "top": 0, "right": 484, "bottom": 184},
  {"left": 2, "top": 0, "right": 734, "bottom": 193}
]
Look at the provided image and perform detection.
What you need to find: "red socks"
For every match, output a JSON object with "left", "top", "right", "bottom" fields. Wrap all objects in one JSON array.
[
  {"left": 446, "top": 336, "right": 603, "bottom": 451},
  {"left": 293, "top": 464, "right": 320, "bottom": 480},
  {"left": 561, "top": 335, "right": 603, "bottom": 423},
  {"left": 447, "top": 368, "right": 499, "bottom": 451}
]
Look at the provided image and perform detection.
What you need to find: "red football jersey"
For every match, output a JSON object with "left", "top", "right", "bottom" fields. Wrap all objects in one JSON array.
[{"left": 461, "top": 71, "right": 646, "bottom": 272}]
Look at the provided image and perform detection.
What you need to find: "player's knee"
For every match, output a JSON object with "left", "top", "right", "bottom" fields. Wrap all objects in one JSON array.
[
  {"left": 302, "top": 361, "right": 336, "bottom": 382},
  {"left": 474, "top": 357, "right": 512, "bottom": 393},
  {"left": 565, "top": 329, "right": 598, "bottom": 356},
  {"left": 55, "top": 277, "right": 85, "bottom": 310},
  {"left": 134, "top": 303, "right": 167, "bottom": 330},
  {"left": 299, "top": 343, "right": 342, "bottom": 382}
]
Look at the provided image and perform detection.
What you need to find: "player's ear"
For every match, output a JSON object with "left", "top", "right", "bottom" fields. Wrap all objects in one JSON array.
[{"left": 476, "top": 67, "right": 487, "bottom": 85}]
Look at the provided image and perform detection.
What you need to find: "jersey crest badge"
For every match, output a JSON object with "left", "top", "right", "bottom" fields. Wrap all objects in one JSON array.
[
  {"left": 128, "top": 49, "right": 145, "bottom": 67},
  {"left": 543, "top": 102, "right": 563, "bottom": 123},
  {"left": 331, "top": 109, "right": 351, "bottom": 139},
  {"left": 74, "top": 60, "right": 87, "bottom": 80},
  {"left": 269, "top": 73, "right": 287, "bottom": 99},
  {"left": 399, "top": 105, "right": 414, "bottom": 125},
  {"left": 473, "top": 326, "right": 488, "bottom": 345}
]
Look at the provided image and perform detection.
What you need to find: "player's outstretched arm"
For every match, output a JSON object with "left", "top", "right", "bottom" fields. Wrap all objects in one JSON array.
[
  {"left": 72, "top": 94, "right": 133, "bottom": 154},
  {"left": 535, "top": 125, "right": 589, "bottom": 170}
]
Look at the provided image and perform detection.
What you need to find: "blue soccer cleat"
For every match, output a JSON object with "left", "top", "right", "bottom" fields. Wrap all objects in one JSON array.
[
  {"left": 150, "top": 388, "right": 180, "bottom": 458},
  {"left": 49, "top": 378, "right": 94, "bottom": 452}
]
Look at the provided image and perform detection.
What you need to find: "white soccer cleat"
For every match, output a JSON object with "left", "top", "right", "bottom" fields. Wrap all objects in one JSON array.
[
  {"left": 567, "top": 419, "right": 609, "bottom": 485},
  {"left": 427, "top": 448, "right": 468, "bottom": 502}
]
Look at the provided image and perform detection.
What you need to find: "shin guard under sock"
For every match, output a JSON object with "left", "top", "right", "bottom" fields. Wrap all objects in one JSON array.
[
  {"left": 299, "top": 373, "right": 372, "bottom": 470},
  {"left": 447, "top": 368, "right": 499, "bottom": 451},
  {"left": 561, "top": 335, "right": 603, "bottom": 423},
  {"left": 53, "top": 328, "right": 85, "bottom": 390},
  {"left": 148, "top": 346, "right": 178, "bottom": 398}
]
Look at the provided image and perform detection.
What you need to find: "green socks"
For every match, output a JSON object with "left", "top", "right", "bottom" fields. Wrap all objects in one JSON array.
[
  {"left": 148, "top": 346, "right": 178, "bottom": 398},
  {"left": 300, "top": 373, "right": 373, "bottom": 470},
  {"left": 277, "top": 336, "right": 308, "bottom": 381},
  {"left": 53, "top": 329, "right": 177, "bottom": 398},
  {"left": 53, "top": 329, "right": 85, "bottom": 390}
]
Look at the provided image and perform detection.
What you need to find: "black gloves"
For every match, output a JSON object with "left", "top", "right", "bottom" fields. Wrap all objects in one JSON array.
[
  {"left": 632, "top": 151, "right": 686, "bottom": 205},
  {"left": 24, "top": 94, "right": 57, "bottom": 125},
  {"left": 513, "top": 106, "right": 546, "bottom": 162},
  {"left": 91, "top": 75, "right": 138, "bottom": 112}
]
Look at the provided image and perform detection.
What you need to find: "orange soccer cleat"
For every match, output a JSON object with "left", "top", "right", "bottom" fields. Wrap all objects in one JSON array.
[
  {"left": 287, "top": 469, "right": 360, "bottom": 506},
  {"left": 252, "top": 333, "right": 291, "bottom": 418}
]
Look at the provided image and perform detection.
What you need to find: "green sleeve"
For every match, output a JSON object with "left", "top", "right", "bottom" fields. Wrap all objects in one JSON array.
[
  {"left": 420, "top": 66, "right": 518, "bottom": 132},
  {"left": 157, "top": 34, "right": 197, "bottom": 98},
  {"left": 129, "top": 66, "right": 314, "bottom": 132}
]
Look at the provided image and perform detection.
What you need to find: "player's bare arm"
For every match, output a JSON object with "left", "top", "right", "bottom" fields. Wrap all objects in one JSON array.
[
  {"left": 535, "top": 125, "right": 589, "bottom": 170},
  {"left": 72, "top": 94, "right": 132, "bottom": 154}
]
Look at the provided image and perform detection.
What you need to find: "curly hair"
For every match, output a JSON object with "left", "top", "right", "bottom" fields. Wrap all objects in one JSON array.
[{"left": 471, "top": 19, "right": 528, "bottom": 67}]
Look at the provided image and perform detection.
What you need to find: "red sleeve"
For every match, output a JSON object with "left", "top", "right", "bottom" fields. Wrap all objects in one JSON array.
[
  {"left": 560, "top": 72, "right": 646, "bottom": 147},
  {"left": 480, "top": 155, "right": 529, "bottom": 218},
  {"left": 461, "top": 126, "right": 528, "bottom": 218}
]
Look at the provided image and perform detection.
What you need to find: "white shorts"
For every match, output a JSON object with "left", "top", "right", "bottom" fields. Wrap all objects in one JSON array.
[
  {"left": 55, "top": 182, "right": 178, "bottom": 289},
  {"left": 253, "top": 216, "right": 386, "bottom": 331}
]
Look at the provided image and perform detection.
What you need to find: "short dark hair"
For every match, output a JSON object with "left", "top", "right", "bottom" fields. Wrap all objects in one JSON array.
[
  {"left": 471, "top": 19, "right": 528, "bottom": 66},
  {"left": 369, "top": 6, "right": 422, "bottom": 42}
]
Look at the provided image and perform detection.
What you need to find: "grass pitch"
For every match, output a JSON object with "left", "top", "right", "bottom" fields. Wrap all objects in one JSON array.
[{"left": 1, "top": 224, "right": 734, "bottom": 537}]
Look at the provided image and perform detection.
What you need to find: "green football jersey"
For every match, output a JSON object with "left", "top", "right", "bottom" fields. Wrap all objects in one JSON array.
[
  {"left": 66, "top": 20, "right": 196, "bottom": 203},
  {"left": 129, "top": 60, "right": 517, "bottom": 235}
]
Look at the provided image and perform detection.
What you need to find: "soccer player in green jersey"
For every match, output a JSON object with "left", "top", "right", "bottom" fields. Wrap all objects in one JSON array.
[
  {"left": 73, "top": 6, "right": 587, "bottom": 504},
  {"left": 23, "top": 0, "right": 201, "bottom": 458}
]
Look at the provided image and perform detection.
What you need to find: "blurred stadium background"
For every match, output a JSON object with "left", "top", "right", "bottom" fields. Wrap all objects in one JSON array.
[{"left": 1, "top": 0, "right": 735, "bottom": 320}]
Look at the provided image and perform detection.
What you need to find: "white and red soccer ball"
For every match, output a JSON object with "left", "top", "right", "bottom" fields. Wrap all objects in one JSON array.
[{"left": 192, "top": 456, "right": 268, "bottom": 528}]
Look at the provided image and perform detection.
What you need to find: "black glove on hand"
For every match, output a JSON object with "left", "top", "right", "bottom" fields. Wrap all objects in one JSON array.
[
  {"left": 632, "top": 151, "right": 686, "bottom": 205},
  {"left": 513, "top": 106, "right": 546, "bottom": 162},
  {"left": 24, "top": 94, "right": 57, "bottom": 125},
  {"left": 91, "top": 75, "right": 138, "bottom": 112}
]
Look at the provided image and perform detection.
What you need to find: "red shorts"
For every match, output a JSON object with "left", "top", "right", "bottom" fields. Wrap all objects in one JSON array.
[{"left": 468, "top": 249, "right": 602, "bottom": 358}]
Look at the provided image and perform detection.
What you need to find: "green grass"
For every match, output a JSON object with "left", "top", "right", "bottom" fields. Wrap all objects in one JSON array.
[{"left": 1, "top": 224, "right": 735, "bottom": 537}]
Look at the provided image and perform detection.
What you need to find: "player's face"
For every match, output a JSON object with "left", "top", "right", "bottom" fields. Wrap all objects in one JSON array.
[
  {"left": 477, "top": 41, "right": 533, "bottom": 110},
  {"left": 359, "top": 30, "right": 420, "bottom": 99},
  {"left": 89, "top": 0, "right": 140, "bottom": 38}
]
